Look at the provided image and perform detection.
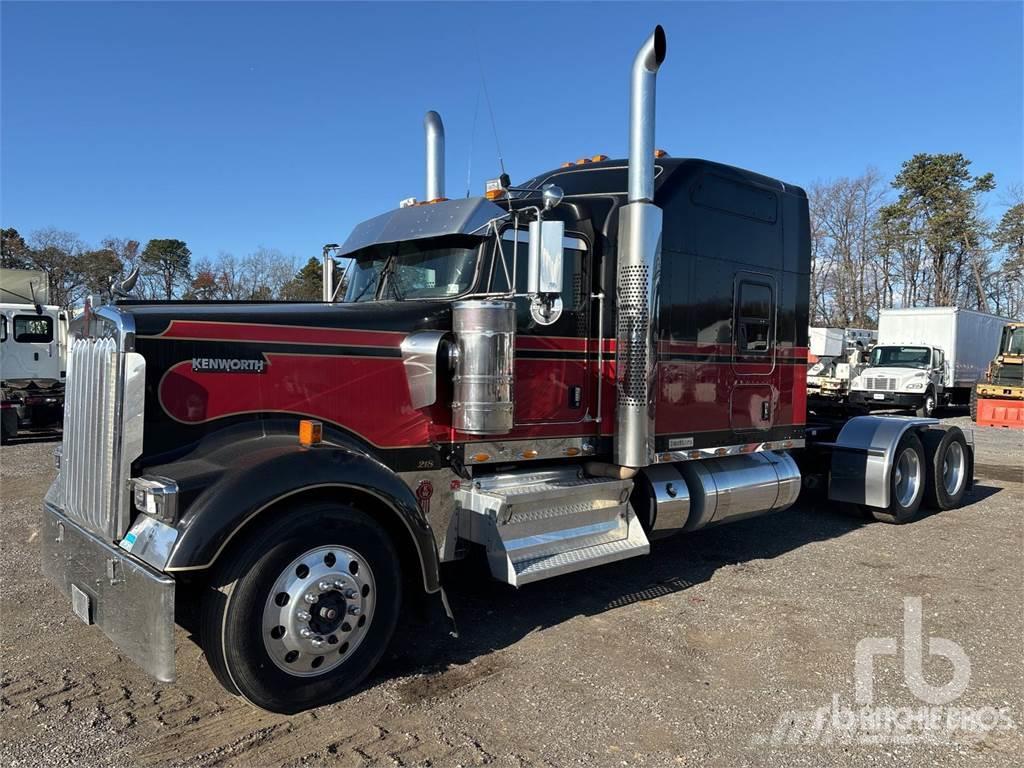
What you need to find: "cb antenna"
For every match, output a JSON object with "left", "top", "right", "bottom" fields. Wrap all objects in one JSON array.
[{"left": 475, "top": 43, "right": 506, "bottom": 179}]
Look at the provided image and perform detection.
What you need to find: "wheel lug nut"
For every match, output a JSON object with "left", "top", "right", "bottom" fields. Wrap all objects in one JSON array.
[
  {"left": 296, "top": 610, "right": 311, "bottom": 621},
  {"left": 348, "top": 605, "right": 361, "bottom": 616},
  {"left": 344, "top": 588, "right": 358, "bottom": 600},
  {"left": 304, "top": 593, "right": 318, "bottom": 604},
  {"left": 300, "top": 628, "right": 313, "bottom": 638},
  {"left": 311, "top": 638, "right": 324, "bottom": 648},
  {"left": 333, "top": 580, "right": 345, "bottom": 589},
  {"left": 318, "top": 581, "right": 332, "bottom": 591}
]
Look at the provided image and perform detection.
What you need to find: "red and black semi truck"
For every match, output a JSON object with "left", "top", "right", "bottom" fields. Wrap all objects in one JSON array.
[{"left": 40, "top": 26, "right": 975, "bottom": 713}]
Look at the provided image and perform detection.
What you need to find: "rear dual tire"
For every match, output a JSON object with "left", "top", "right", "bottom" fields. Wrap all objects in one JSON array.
[
  {"left": 870, "top": 427, "right": 970, "bottom": 523},
  {"left": 200, "top": 502, "right": 402, "bottom": 714}
]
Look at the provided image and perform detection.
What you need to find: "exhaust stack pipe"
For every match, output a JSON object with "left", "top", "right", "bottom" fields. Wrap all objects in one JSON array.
[
  {"left": 628, "top": 26, "right": 667, "bottom": 203},
  {"left": 424, "top": 110, "right": 445, "bottom": 202},
  {"left": 615, "top": 26, "right": 667, "bottom": 468}
]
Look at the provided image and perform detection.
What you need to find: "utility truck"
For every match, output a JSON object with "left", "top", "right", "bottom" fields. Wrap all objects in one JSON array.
[
  {"left": 1, "top": 269, "right": 67, "bottom": 442},
  {"left": 806, "top": 326, "right": 875, "bottom": 405},
  {"left": 849, "top": 307, "right": 1011, "bottom": 417},
  {"left": 40, "top": 27, "right": 979, "bottom": 714}
]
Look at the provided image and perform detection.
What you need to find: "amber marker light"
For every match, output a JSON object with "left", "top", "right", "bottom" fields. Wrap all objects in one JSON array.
[{"left": 299, "top": 419, "right": 323, "bottom": 447}]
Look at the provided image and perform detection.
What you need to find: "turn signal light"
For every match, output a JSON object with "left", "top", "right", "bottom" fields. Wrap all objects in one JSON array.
[
  {"left": 654, "top": 149, "right": 669, "bottom": 158},
  {"left": 299, "top": 419, "right": 323, "bottom": 447},
  {"left": 471, "top": 452, "right": 490, "bottom": 463},
  {"left": 522, "top": 449, "right": 539, "bottom": 459},
  {"left": 485, "top": 189, "right": 504, "bottom": 200},
  {"left": 564, "top": 447, "right": 580, "bottom": 457},
  {"left": 561, "top": 161, "right": 574, "bottom": 168},
  {"left": 591, "top": 154, "right": 608, "bottom": 162}
]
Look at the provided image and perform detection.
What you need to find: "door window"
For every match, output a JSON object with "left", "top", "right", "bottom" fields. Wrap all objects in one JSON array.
[
  {"left": 0, "top": 315, "right": 7, "bottom": 342},
  {"left": 491, "top": 228, "right": 589, "bottom": 329},
  {"left": 13, "top": 315, "right": 54, "bottom": 343},
  {"left": 734, "top": 280, "right": 774, "bottom": 356}
]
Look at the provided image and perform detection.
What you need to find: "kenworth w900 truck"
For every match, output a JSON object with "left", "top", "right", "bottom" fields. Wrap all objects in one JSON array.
[{"left": 40, "top": 27, "right": 976, "bottom": 713}]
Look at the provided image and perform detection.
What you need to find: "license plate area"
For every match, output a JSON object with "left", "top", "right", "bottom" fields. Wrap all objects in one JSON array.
[
  {"left": 873, "top": 393, "right": 886, "bottom": 400},
  {"left": 71, "top": 583, "right": 93, "bottom": 624}
]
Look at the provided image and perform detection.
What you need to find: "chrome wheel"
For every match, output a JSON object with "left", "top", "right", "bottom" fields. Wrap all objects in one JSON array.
[
  {"left": 894, "top": 447, "right": 922, "bottom": 508},
  {"left": 924, "top": 394, "right": 936, "bottom": 416},
  {"left": 942, "top": 440, "right": 966, "bottom": 497},
  {"left": 262, "top": 545, "right": 376, "bottom": 676}
]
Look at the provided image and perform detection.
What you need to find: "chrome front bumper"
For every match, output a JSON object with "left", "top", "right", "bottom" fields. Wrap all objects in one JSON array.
[{"left": 40, "top": 503, "right": 176, "bottom": 682}]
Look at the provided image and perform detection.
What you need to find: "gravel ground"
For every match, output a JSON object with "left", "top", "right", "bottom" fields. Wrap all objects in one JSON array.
[{"left": 1, "top": 416, "right": 1022, "bottom": 767}]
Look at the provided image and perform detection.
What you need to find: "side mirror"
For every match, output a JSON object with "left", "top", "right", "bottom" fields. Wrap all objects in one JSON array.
[{"left": 527, "top": 220, "right": 564, "bottom": 294}]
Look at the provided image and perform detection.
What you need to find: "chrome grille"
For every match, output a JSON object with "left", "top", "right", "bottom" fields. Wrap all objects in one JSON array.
[
  {"left": 865, "top": 376, "right": 897, "bottom": 391},
  {"left": 61, "top": 336, "right": 121, "bottom": 538}
]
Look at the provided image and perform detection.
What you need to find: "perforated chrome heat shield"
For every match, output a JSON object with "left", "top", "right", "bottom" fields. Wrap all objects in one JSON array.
[{"left": 614, "top": 202, "right": 662, "bottom": 467}]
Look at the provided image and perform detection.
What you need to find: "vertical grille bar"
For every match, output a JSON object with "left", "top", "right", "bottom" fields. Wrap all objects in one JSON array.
[{"left": 61, "top": 336, "right": 120, "bottom": 538}]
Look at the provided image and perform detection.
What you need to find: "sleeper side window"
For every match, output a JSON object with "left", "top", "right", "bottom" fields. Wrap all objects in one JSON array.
[
  {"left": 0, "top": 315, "right": 7, "bottom": 342},
  {"left": 734, "top": 279, "right": 773, "bottom": 356},
  {"left": 13, "top": 315, "right": 54, "bottom": 343}
]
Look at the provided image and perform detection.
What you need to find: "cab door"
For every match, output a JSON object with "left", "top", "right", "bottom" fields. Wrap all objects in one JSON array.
[
  {"left": 730, "top": 273, "right": 777, "bottom": 432},
  {"left": 490, "top": 228, "right": 594, "bottom": 426}
]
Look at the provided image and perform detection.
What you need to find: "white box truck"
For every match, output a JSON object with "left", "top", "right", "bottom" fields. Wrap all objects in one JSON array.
[
  {"left": 1, "top": 269, "right": 68, "bottom": 443},
  {"left": 849, "top": 307, "right": 1012, "bottom": 416}
]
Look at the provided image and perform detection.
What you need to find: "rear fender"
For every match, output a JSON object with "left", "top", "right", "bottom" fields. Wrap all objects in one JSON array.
[
  {"left": 163, "top": 442, "right": 441, "bottom": 593},
  {"left": 827, "top": 415, "right": 939, "bottom": 509}
]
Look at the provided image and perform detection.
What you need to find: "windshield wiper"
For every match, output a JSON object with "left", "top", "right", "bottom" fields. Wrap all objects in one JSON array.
[
  {"left": 379, "top": 252, "right": 405, "bottom": 301},
  {"left": 349, "top": 265, "right": 383, "bottom": 303}
]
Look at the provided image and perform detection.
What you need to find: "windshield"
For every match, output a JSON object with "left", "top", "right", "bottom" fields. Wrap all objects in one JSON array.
[
  {"left": 869, "top": 345, "right": 931, "bottom": 369},
  {"left": 342, "top": 235, "right": 483, "bottom": 302},
  {"left": 1005, "top": 327, "right": 1024, "bottom": 356}
]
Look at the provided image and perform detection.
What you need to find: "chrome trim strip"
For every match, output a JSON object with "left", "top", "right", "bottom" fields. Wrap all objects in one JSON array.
[{"left": 656, "top": 438, "right": 806, "bottom": 463}]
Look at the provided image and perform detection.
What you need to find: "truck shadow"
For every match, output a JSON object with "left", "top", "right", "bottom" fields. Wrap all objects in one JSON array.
[{"left": 378, "top": 483, "right": 1002, "bottom": 698}]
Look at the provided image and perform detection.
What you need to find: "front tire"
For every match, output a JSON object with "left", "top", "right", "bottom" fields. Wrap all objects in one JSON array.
[
  {"left": 914, "top": 389, "right": 937, "bottom": 418},
  {"left": 200, "top": 501, "right": 402, "bottom": 714},
  {"left": 871, "top": 432, "right": 926, "bottom": 524}
]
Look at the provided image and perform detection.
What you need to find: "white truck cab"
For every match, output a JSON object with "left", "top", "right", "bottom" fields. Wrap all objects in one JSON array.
[{"left": 851, "top": 344, "right": 944, "bottom": 416}]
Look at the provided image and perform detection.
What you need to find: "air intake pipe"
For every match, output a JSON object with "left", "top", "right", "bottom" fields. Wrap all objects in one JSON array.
[
  {"left": 615, "top": 26, "right": 667, "bottom": 468},
  {"left": 424, "top": 110, "right": 445, "bottom": 202}
]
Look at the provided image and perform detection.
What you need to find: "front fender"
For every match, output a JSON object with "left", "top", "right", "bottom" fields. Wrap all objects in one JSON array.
[{"left": 163, "top": 442, "right": 441, "bottom": 593}]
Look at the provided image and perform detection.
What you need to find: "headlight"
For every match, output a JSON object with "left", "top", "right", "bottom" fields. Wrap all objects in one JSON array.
[
  {"left": 132, "top": 476, "right": 179, "bottom": 524},
  {"left": 906, "top": 382, "right": 925, "bottom": 390}
]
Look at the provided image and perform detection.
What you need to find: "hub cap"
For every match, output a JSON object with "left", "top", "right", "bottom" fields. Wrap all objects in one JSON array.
[
  {"left": 894, "top": 447, "right": 922, "bottom": 508},
  {"left": 262, "top": 546, "right": 375, "bottom": 676},
  {"left": 942, "top": 441, "right": 966, "bottom": 496}
]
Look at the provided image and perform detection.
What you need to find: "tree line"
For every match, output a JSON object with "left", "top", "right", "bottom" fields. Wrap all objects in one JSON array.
[
  {"left": 1, "top": 229, "right": 332, "bottom": 307},
  {"left": 2, "top": 151, "right": 1022, "bottom": 320},
  {"left": 809, "top": 152, "right": 1023, "bottom": 326}
]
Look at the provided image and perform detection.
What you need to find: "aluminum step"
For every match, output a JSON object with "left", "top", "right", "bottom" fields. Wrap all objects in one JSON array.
[{"left": 455, "top": 467, "right": 650, "bottom": 586}]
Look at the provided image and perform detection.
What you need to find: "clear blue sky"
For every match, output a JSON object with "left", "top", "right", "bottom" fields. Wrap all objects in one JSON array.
[{"left": 2, "top": 1, "right": 1022, "bottom": 265}]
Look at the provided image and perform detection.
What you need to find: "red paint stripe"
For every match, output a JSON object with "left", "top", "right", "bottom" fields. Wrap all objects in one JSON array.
[{"left": 154, "top": 320, "right": 405, "bottom": 348}]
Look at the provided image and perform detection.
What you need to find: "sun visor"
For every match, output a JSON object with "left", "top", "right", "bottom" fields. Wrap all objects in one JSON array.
[{"left": 338, "top": 197, "right": 506, "bottom": 257}]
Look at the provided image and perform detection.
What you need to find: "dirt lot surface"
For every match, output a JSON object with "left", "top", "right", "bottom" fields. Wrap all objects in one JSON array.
[{"left": 2, "top": 415, "right": 1022, "bottom": 767}]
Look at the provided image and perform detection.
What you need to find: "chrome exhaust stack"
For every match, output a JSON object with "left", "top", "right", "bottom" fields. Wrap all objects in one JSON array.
[
  {"left": 615, "top": 26, "right": 666, "bottom": 468},
  {"left": 424, "top": 110, "right": 445, "bottom": 202}
]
